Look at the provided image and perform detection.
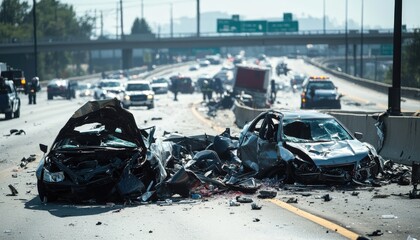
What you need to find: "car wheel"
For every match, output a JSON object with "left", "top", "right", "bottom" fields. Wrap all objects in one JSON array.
[
  {"left": 147, "top": 102, "right": 154, "bottom": 109},
  {"left": 48, "top": 93, "right": 53, "bottom": 100},
  {"left": 14, "top": 106, "right": 20, "bottom": 118},
  {"left": 5, "top": 111, "right": 12, "bottom": 119},
  {"left": 37, "top": 178, "right": 57, "bottom": 203}
]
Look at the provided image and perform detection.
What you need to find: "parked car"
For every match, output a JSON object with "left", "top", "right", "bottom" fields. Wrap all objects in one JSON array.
[
  {"left": 47, "top": 79, "right": 74, "bottom": 100},
  {"left": 36, "top": 99, "right": 149, "bottom": 202},
  {"left": 238, "top": 110, "right": 383, "bottom": 184},
  {"left": 94, "top": 79, "right": 124, "bottom": 100},
  {"left": 150, "top": 77, "right": 169, "bottom": 94},
  {"left": 300, "top": 76, "right": 342, "bottom": 109},
  {"left": 189, "top": 64, "right": 200, "bottom": 71},
  {"left": 0, "top": 77, "right": 20, "bottom": 119},
  {"left": 122, "top": 80, "right": 154, "bottom": 109}
]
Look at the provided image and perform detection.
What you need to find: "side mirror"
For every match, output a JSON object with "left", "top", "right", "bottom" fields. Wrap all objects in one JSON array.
[
  {"left": 354, "top": 132, "right": 363, "bottom": 140},
  {"left": 39, "top": 144, "right": 48, "bottom": 153}
]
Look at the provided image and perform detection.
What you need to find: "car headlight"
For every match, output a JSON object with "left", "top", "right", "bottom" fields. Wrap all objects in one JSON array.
[
  {"left": 124, "top": 95, "right": 130, "bottom": 100},
  {"left": 43, "top": 169, "right": 65, "bottom": 182},
  {"left": 147, "top": 94, "right": 154, "bottom": 100}
]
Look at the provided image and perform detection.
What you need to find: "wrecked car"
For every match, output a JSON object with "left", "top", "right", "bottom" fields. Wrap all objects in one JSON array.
[
  {"left": 36, "top": 99, "right": 150, "bottom": 202},
  {"left": 238, "top": 110, "right": 384, "bottom": 185}
]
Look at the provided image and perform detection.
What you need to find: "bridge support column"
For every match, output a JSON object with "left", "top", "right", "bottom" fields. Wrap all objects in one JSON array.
[{"left": 122, "top": 49, "right": 133, "bottom": 70}]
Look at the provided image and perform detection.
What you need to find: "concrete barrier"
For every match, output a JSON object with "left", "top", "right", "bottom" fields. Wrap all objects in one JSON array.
[{"left": 233, "top": 102, "right": 420, "bottom": 164}]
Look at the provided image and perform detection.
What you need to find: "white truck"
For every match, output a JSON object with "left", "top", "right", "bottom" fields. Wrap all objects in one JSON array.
[{"left": 232, "top": 64, "right": 272, "bottom": 108}]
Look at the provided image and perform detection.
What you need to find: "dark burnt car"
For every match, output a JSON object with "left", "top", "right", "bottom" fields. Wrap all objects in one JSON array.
[
  {"left": 36, "top": 99, "right": 149, "bottom": 203},
  {"left": 238, "top": 110, "right": 383, "bottom": 184}
]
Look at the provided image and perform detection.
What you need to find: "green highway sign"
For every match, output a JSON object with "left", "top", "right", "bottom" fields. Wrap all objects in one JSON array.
[
  {"left": 267, "top": 21, "right": 299, "bottom": 32},
  {"left": 380, "top": 44, "right": 393, "bottom": 55},
  {"left": 217, "top": 19, "right": 239, "bottom": 33},
  {"left": 217, "top": 14, "right": 299, "bottom": 33},
  {"left": 240, "top": 21, "right": 267, "bottom": 33},
  {"left": 283, "top": 13, "right": 293, "bottom": 22}
]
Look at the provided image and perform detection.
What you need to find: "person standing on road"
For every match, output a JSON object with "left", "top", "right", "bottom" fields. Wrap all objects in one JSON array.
[
  {"left": 171, "top": 78, "right": 179, "bottom": 101},
  {"left": 27, "top": 77, "right": 40, "bottom": 104},
  {"left": 270, "top": 79, "right": 277, "bottom": 103},
  {"left": 213, "top": 77, "right": 223, "bottom": 99}
]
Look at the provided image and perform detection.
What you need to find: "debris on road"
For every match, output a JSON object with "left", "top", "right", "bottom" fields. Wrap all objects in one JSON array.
[
  {"left": 32, "top": 100, "right": 417, "bottom": 205},
  {"left": 7, "top": 184, "right": 18, "bottom": 196},
  {"left": 251, "top": 203, "right": 262, "bottom": 210}
]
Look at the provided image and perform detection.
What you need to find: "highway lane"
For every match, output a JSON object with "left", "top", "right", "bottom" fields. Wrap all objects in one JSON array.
[
  {"left": 283, "top": 58, "right": 420, "bottom": 112},
  {"left": 0, "top": 64, "right": 350, "bottom": 240},
  {"left": 0, "top": 61, "right": 418, "bottom": 239}
]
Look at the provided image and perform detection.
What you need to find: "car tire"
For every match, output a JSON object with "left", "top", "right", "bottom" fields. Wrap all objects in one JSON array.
[
  {"left": 5, "top": 111, "right": 12, "bottom": 119},
  {"left": 147, "top": 102, "right": 154, "bottom": 109},
  {"left": 37, "top": 178, "right": 57, "bottom": 203},
  {"left": 48, "top": 94, "right": 53, "bottom": 100},
  {"left": 14, "top": 106, "right": 20, "bottom": 118}
]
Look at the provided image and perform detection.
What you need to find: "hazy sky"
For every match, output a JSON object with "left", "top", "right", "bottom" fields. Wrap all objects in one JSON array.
[{"left": 58, "top": 0, "right": 420, "bottom": 35}]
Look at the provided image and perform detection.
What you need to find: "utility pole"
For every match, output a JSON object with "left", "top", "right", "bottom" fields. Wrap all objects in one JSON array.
[
  {"left": 100, "top": 11, "right": 103, "bottom": 37},
  {"left": 323, "top": 0, "right": 326, "bottom": 34},
  {"left": 196, "top": 0, "right": 200, "bottom": 37},
  {"left": 116, "top": 2, "right": 119, "bottom": 39},
  {"left": 32, "top": 0, "right": 38, "bottom": 76},
  {"left": 170, "top": 3, "right": 173, "bottom": 38},
  {"left": 141, "top": 0, "right": 144, "bottom": 19},
  {"left": 389, "top": 0, "right": 402, "bottom": 115},
  {"left": 120, "top": 0, "right": 124, "bottom": 39},
  {"left": 345, "top": 0, "right": 348, "bottom": 74},
  {"left": 360, "top": 0, "right": 364, "bottom": 78}
]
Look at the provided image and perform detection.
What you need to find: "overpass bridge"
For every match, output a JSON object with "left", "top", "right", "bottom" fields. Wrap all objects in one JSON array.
[{"left": 0, "top": 31, "right": 414, "bottom": 54}]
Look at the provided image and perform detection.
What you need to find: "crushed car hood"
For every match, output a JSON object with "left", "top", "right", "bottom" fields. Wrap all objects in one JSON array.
[
  {"left": 55, "top": 98, "right": 146, "bottom": 153},
  {"left": 286, "top": 140, "right": 369, "bottom": 166}
]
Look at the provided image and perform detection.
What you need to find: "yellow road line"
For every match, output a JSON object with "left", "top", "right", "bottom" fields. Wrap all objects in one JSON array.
[
  {"left": 190, "top": 102, "right": 225, "bottom": 133},
  {"left": 191, "top": 102, "right": 362, "bottom": 239},
  {"left": 268, "top": 198, "right": 361, "bottom": 240}
]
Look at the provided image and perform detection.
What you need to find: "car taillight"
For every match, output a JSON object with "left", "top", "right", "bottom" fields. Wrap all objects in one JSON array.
[{"left": 21, "top": 78, "right": 26, "bottom": 85}]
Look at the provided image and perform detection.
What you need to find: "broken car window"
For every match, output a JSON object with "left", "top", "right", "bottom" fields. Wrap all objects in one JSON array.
[{"left": 283, "top": 118, "right": 352, "bottom": 143}]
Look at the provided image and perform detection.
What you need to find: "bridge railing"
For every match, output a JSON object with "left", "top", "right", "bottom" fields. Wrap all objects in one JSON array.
[{"left": 0, "top": 28, "right": 408, "bottom": 45}]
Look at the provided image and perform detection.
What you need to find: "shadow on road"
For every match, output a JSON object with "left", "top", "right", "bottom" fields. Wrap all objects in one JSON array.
[{"left": 24, "top": 197, "right": 123, "bottom": 218}]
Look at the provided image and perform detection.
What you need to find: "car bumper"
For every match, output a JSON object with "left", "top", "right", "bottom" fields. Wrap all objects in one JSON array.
[{"left": 123, "top": 99, "right": 153, "bottom": 107}]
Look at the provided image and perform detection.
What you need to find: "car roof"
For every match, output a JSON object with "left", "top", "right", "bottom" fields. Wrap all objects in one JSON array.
[{"left": 127, "top": 80, "right": 150, "bottom": 84}]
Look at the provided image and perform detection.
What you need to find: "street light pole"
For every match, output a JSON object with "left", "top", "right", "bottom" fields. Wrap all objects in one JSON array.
[
  {"left": 120, "top": 0, "right": 124, "bottom": 39},
  {"left": 345, "top": 0, "right": 348, "bottom": 74},
  {"left": 32, "top": 0, "right": 38, "bottom": 77},
  {"left": 360, "top": 0, "right": 364, "bottom": 78},
  {"left": 196, "top": 0, "right": 200, "bottom": 37},
  {"left": 323, "top": 0, "right": 326, "bottom": 34},
  {"left": 170, "top": 3, "right": 173, "bottom": 38},
  {"left": 389, "top": 0, "right": 402, "bottom": 115}
]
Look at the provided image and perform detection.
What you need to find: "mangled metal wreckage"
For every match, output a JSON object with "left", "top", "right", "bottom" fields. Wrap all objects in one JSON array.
[{"left": 36, "top": 99, "right": 384, "bottom": 203}]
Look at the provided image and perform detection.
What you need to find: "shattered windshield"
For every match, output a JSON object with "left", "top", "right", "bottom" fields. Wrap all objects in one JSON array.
[
  {"left": 283, "top": 118, "right": 352, "bottom": 143},
  {"left": 56, "top": 124, "right": 138, "bottom": 149}
]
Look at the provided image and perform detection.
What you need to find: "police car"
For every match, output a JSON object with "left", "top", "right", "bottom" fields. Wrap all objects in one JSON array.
[{"left": 300, "top": 76, "right": 342, "bottom": 109}]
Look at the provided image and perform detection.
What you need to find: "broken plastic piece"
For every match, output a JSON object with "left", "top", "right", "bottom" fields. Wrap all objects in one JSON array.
[
  {"left": 322, "top": 194, "right": 332, "bottom": 202},
  {"left": 7, "top": 184, "right": 18, "bottom": 196},
  {"left": 229, "top": 200, "right": 240, "bottom": 207},
  {"left": 251, "top": 203, "right": 262, "bottom": 210},
  {"left": 236, "top": 195, "right": 253, "bottom": 203},
  {"left": 286, "top": 197, "right": 298, "bottom": 203},
  {"left": 381, "top": 214, "right": 397, "bottom": 219},
  {"left": 257, "top": 190, "right": 277, "bottom": 199},
  {"left": 367, "top": 229, "right": 383, "bottom": 237}
]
